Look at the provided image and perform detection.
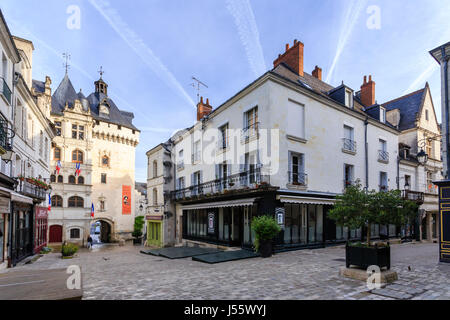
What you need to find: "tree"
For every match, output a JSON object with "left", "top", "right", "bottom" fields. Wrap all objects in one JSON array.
[
  {"left": 328, "top": 180, "right": 419, "bottom": 245},
  {"left": 133, "top": 216, "right": 145, "bottom": 238}
]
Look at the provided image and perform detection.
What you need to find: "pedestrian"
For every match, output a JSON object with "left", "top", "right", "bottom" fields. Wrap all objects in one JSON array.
[{"left": 87, "top": 235, "right": 93, "bottom": 249}]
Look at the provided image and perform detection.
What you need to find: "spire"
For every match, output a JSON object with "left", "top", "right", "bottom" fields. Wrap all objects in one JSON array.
[
  {"left": 62, "top": 52, "right": 71, "bottom": 75},
  {"left": 95, "top": 66, "right": 108, "bottom": 95}
]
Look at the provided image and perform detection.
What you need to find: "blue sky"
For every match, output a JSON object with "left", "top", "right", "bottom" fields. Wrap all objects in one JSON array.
[{"left": 1, "top": 0, "right": 449, "bottom": 182}]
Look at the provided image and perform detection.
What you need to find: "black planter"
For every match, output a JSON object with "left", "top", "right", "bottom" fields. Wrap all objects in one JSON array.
[
  {"left": 346, "top": 244, "right": 390, "bottom": 270},
  {"left": 133, "top": 237, "right": 142, "bottom": 245},
  {"left": 259, "top": 240, "right": 273, "bottom": 258}
]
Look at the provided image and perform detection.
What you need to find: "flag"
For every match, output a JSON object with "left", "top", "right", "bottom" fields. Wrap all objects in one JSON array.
[
  {"left": 56, "top": 160, "right": 62, "bottom": 174},
  {"left": 48, "top": 194, "right": 51, "bottom": 212},
  {"left": 75, "top": 162, "right": 81, "bottom": 177},
  {"left": 91, "top": 203, "right": 94, "bottom": 218}
]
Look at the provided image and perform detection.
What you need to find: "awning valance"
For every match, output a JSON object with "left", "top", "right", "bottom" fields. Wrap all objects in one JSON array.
[
  {"left": 182, "top": 198, "right": 257, "bottom": 210},
  {"left": 277, "top": 195, "right": 335, "bottom": 205},
  {"left": 11, "top": 191, "right": 33, "bottom": 205}
]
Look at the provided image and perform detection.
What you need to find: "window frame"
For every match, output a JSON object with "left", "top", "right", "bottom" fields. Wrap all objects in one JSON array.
[{"left": 68, "top": 196, "right": 84, "bottom": 208}]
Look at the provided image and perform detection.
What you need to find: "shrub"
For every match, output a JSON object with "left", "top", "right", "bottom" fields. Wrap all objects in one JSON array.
[
  {"left": 62, "top": 243, "right": 78, "bottom": 257},
  {"left": 251, "top": 215, "right": 281, "bottom": 252},
  {"left": 133, "top": 216, "right": 145, "bottom": 238}
]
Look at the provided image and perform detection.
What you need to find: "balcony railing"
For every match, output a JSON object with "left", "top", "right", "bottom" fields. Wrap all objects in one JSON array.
[
  {"left": 241, "top": 122, "right": 259, "bottom": 142},
  {"left": 378, "top": 150, "right": 389, "bottom": 163},
  {"left": 15, "top": 179, "right": 47, "bottom": 201},
  {"left": 402, "top": 190, "right": 424, "bottom": 204},
  {"left": 0, "top": 115, "right": 12, "bottom": 154},
  {"left": 171, "top": 167, "right": 269, "bottom": 200},
  {"left": 288, "top": 171, "right": 308, "bottom": 186},
  {"left": 0, "top": 77, "right": 11, "bottom": 105},
  {"left": 342, "top": 138, "right": 356, "bottom": 153}
]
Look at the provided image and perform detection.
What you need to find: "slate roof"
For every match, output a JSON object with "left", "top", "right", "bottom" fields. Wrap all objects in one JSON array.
[
  {"left": 380, "top": 88, "right": 426, "bottom": 131},
  {"left": 32, "top": 80, "right": 45, "bottom": 94},
  {"left": 49, "top": 74, "right": 138, "bottom": 131}
]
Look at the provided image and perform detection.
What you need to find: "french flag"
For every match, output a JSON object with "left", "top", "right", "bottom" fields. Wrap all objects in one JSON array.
[
  {"left": 48, "top": 194, "right": 51, "bottom": 212},
  {"left": 91, "top": 203, "right": 95, "bottom": 218},
  {"left": 56, "top": 160, "right": 62, "bottom": 174},
  {"left": 75, "top": 162, "right": 81, "bottom": 177}
]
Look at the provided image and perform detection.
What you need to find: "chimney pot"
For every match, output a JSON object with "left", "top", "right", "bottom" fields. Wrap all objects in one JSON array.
[
  {"left": 369, "top": 75, "right": 372, "bottom": 82},
  {"left": 197, "top": 96, "right": 212, "bottom": 121},
  {"left": 312, "top": 65, "right": 322, "bottom": 80},
  {"left": 273, "top": 39, "right": 304, "bottom": 76},
  {"left": 286, "top": 44, "right": 290, "bottom": 51},
  {"left": 360, "top": 75, "right": 376, "bottom": 107}
]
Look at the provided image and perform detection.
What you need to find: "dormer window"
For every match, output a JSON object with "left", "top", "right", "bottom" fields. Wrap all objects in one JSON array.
[
  {"left": 345, "top": 89, "right": 353, "bottom": 108},
  {"left": 99, "top": 100, "right": 110, "bottom": 118},
  {"left": 380, "top": 107, "right": 386, "bottom": 123}
]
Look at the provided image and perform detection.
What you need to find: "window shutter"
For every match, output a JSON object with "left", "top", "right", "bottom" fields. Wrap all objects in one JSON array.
[
  {"left": 227, "top": 161, "right": 231, "bottom": 177},
  {"left": 215, "top": 164, "right": 219, "bottom": 179},
  {"left": 190, "top": 173, "right": 194, "bottom": 186},
  {"left": 239, "top": 154, "right": 245, "bottom": 172}
]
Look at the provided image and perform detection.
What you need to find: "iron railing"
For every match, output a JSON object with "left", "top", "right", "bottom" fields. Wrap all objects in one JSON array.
[
  {"left": 0, "top": 77, "right": 11, "bottom": 105},
  {"left": 402, "top": 190, "right": 424, "bottom": 204},
  {"left": 241, "top": 122, "right": 259, "bottom": 142},
  {"left": 288, "top": 171, "right": 308, "bottom": 186},
  {"left": 15, "top": 179, "right": 47, "bottom": 201},
  {"left": 378, "top": 150, "right": 389, "bottom": 162},
  {"left": 342, "top": 138, "right": 356, "bottom": 153},
  {"left": 171, "top": 167, "right": 269, "bottom": 200}
]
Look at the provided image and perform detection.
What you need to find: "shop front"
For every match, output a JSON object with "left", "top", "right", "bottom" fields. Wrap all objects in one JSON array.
[
  {"left": 146, "top": 215, "right": 163, "bottom": 247},
  {"left": 34, "top": 206, "right": 48, "bottom": 254},
  {"left": 10, "top": 195, "right": 34, "bottom": 266},
  {"left": 0, "top": 194, "right": 9, "bottom": 269}
]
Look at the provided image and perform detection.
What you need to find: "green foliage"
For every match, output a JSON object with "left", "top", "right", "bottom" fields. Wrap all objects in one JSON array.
[
  {"left": 328, "top": 180, "right": 419, "bottom": 244},
  {"left": 133, "top": 216, "right": 145, "bottom": 238},
  {"left": 61, "top": 243, "right": 78, "bottom": 257},
  {"left": 40, "top": 247, "right": 52, "bottom": 254},
  {"left": 251, "top": 215, "right": 281, "bottom": 252}
]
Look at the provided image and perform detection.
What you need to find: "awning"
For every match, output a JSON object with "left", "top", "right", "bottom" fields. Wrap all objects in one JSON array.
[
  {"left": 182, "top": 198, "right": 257, "bottom": 210},
  {"left": 277, "top": 195, "right": 335, "bottom": 205},
  {"left": 11, "top": 191, "right": 33, "bottom": 205}
]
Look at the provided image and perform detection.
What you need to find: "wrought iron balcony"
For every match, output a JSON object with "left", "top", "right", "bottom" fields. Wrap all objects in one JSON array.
[
  {"left": 0, "top": 77, "right": 11, "bottom": 105},
  {"left": 288, "top": 171, "right": 308, "bottom": 186},
  {"left": 171, "top": 167, "right": 270, "bottom": 200},
  {"left": 402, "top": 190, "right": 424, "bottom": 204},
  {"left": 342, "top": 138, "right": 356, "bottom": 153},
  {"left": 378, "top": 150, "right": 389, "bottom": 163},
  {"left": 0, "top": 115, "right": 13, "bottom": 155},
  {"left": 15, "top": 178, "right": 47, "bottom": 201},
  {"left": 241, "top": 122, "right": 259, "bottom": 142}
]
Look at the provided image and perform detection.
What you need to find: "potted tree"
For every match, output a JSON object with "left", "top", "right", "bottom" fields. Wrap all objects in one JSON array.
[
  {"left": 61, "top": 242, "right": 78, "bottom": 259},
  {"left": 251, "top": 215, "right": 281, "bottom": 258},
  {"left": 133, "top": 216, "right": 145, "bottom": 244},
  {"left": 329, "top": 181, "right": 418, "bottom": 270}
]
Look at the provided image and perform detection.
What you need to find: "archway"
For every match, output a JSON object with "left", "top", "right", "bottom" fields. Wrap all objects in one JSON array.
[{"left": 90, "top": 220, "right": 112, "bottom": 244}]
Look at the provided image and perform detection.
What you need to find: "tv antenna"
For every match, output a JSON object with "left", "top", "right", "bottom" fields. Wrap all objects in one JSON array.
[
  {"left": 62, "top": 52, "right": 71, "bottom": 74},
  {"left": 190, "top": 76, "right": 208, "bottom": 104}
]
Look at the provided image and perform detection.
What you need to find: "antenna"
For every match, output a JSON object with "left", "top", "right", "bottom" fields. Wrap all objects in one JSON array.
[
  {"left": 190, "top": 76, "right": 208, "bottom": 104},
  {"left": 62, "top": 52, "right": 71, "bottom": 74},
  {"left": 98, "top": 66, "right": 105, "bottom": 79}
]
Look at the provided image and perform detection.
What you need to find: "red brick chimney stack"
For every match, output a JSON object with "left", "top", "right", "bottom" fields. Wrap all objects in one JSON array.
[
  {"left": 312, "top": 66, "right": 322, "bottom": 80},
  {"left": 360, "top": 75, "right": 376, "bottom": 107},
  {"left": 273, "top": 39, "right": 304, "bottom": 77},
  {"left": 197, "top": 96, "right": 213, "bottom": 121}
]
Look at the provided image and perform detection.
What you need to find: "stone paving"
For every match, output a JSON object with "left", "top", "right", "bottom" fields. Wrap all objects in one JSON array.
[{"left": 2, "top": 242, "right": 449, "bottom": 300}]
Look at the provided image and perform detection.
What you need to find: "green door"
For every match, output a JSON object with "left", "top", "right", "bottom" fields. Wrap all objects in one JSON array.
[{"left": 147, "top": 221, "right": 163, "bottom": 247}]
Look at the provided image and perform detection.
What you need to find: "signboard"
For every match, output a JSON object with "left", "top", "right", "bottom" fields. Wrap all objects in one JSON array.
[
  {"left": 35, "top": 206, "right": 48, "bottom": 219},
  {"left": 122, "top": 185, "right": 132, "bottom": 215},
  {"left": 276, "top": 207, "right": 285, "bottom": 227},
  {"left": 146, "top": 215, "right": 163, "bottom": 221},
  {"left": 208, "top": 212, "right": 215, "bottom": 234}
]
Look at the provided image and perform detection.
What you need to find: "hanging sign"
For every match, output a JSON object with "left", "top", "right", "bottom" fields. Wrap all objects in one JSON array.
[
  {"left": 122, "top": 185, "right": 132, "bottom": 215},
  {"left": 276, "top": 207, "right": 285, "bottom": 227},
  {"left": 208, "top": 212, "right": 215, "bottom": 234}
]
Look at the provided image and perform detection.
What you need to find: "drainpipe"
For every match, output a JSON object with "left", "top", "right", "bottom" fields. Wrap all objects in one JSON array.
[
  {"left": 364, "top": 117, "right": 369, "bottom": 190},
  {"left": 397, "top": 156, "right": 400, "bottom": 190},
  {"left": 443, "top": 46, "right": 450, "bottom": 178}
]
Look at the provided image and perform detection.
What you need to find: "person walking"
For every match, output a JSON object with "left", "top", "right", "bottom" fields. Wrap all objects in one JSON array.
[{"left": 87, "top": 235, "right": 93, "bottom": 249}]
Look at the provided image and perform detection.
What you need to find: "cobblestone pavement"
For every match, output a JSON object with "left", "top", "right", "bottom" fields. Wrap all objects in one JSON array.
[{"left": 2, "top": 242, "right": 450, "bottom": 300}]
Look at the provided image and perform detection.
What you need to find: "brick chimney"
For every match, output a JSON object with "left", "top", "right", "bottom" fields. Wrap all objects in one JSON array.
[
  {"left": 197, "top": 97, "right": 212, "bottom": 121},
  {"left": 273, "top": 39, "right": 304, "bottom": 76},
  {"left": 312, "top": 66, "right": 322, "bottom": 80},
  {"left": 360, "top": 75, "right": 376, "bottom": 107}
]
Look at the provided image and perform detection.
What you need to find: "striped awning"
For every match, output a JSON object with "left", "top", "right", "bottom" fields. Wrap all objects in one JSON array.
[
  {"left": 182, "top": 198, "right": 257, "bottom": 210},
  {"left": 277, "top": 195, "right": 335, "bottom": 205}
]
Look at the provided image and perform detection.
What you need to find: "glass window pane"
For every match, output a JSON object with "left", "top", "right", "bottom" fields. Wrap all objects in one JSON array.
[{"left": 308, "top": 205, "right": 316, "bottom": 243}]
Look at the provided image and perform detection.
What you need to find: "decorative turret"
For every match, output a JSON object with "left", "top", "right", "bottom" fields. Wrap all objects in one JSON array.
[{"left": 95, "top": 66, "right": 108, "bottom": 95}]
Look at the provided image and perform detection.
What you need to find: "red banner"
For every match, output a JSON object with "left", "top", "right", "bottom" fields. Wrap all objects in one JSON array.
[{"left": 122, "top": 185, "right": 131, "bottom": 215}]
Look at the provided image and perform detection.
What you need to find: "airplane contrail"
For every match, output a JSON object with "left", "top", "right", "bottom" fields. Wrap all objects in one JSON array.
[
  {"left": 326, "top": 0, "right": 367, "bottom": 83},
  {"left": 226, "top": 0, "right": 266, "bottom": 77},
  {"left": 402, "top": 64, "right": 439, "bottom": 95},
  {"left": 88, "top": 0, "right": 195, "bottom": 107}
]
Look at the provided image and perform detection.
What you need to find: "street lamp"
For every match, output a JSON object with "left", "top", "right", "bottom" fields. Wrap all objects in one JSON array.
[
  {"left": 404, "top": 180, "right": 410, "bottom": 191},
  {"left": 417, "top": 148, "right": 428, "bottom": 165}
]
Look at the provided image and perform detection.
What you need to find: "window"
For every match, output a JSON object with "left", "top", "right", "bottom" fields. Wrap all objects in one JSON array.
[
  {"left": 68, "top": 196, "right": 84, "bottom": 208},
  {"left": 57, "top": 175, "right": 63, "bottom": 183},
  {"left": 153, "top": 160, "right": 158, "bottom": 178},
  {"left": 289, "top": 152, "right": 305, "bottom": 185},
  {"left": 426, "top": 139, "right": 433, "bottom": 158},
  {"left": 153, "top": 188, "right": 158, "bottom": 206},
  {"left": 177, "top": 177, "right": 185, "bottom": 190},
  {"left": 404, "top": 175, "right": 411, "bottom": 189},
  {"left": 72, "top": 125, "right": 84, "bottom": 140},
  {"left": 219, "top": 123, "right": 229, "bottom": 149},
  {"left": 380, "top": 107, "right": 386, "bottom": 123},
  {"left": 177, "top": 150, "right": 184, "bottom": 170},
  {"left": 287, "top": 100, "right": 305, "bottom": 139},
  {"left": 70, "top": 228, "right": 80, "bottom": 239},
  {"left": 50, "top": 175, "right": 56, "bottom": 183},
  {"left": 425, "top": 110, "right": 429, "bottom": 121},
  {"left": 39, "top": 131, "right": 43, "bottom": 157},
  {"left": 344, "top": 164, "right": 354, "bottom": 188},
  {"left": 102, "top": 156, "right": 109, "bottom": 167},
  {"left": 193, "top": 140, "right": 201, "bottom": 163},
  {"left": 378, "top": 139, "right": 389, "bottom": 162},
  {"left": 44, "top": 137, "right": 48, "bottom": 162},
  {"left": 379, "top": 172, "right": 388, "bottom": 191},
  {"left": 51, "top": 195, "right": 63, "bottom": 207},
  {"left": 345, "top": 90, "right": 353, "bottom": 108},
  {"left": 54, "top": 147, "right": 61, "bottom": 160},
  {"left": 77, "top": 176, "right": 84, "bottom": 185},
  {"left": 55, "top": 121, "right": 62, "bottom": 136},
  {"left": 68, "top": 175, "right": 76, "bottom": 184},
  {"left": 343, "top": 125, "right": 355, "bottom": 152},
  {"left": 101, "top": 173, "right": 107, "bottom": 184},
  {"left": 72, "top": 150, "right": 83, "bottom": 163},
  {"left": 245, "top": 106, "right": 258, "bottom": 130}
]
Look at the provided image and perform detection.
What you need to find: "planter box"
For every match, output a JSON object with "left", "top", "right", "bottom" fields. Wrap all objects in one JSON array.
[
  {"left": 259, "top": 240, "right": 273, "bottom": 258},
  {"left": 346, "top": 244, "right": 390, "bottom": 270}
]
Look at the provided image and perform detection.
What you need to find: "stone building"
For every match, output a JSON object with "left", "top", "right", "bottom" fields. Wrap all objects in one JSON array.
[{"left": 32, "top": 71, "right": 140, "bottom": 246}]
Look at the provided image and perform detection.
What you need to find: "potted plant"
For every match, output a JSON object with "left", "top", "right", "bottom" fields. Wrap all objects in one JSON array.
[
  {"left": 61, "top": 243, "right": 78, "bottom": 259},
  {"left": 133, "top": 216, "right": 145, "bottom": 244},
  {"left": 328, "top": 181, "right": 418, "bottom": 270},
  {"left": 251, "top": 215, "right": 281, "bottom": 258}
]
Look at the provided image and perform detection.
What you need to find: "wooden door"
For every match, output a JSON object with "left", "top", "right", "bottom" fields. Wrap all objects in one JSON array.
[{"left": 49, "top": 225, "right": 62, "bottom": 243}]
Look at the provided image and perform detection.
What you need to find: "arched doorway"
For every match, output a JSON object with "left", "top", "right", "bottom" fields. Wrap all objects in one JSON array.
[
  {"left": 90, "top": 220, "right": 112, "bottom": 244},
  {"left": 49, "top": 225, "right": 63, "bottom": 243}
]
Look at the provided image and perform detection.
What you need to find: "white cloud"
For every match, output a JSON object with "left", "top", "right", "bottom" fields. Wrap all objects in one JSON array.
[
  {"left": 226, "top": 0, "right": 266, "bottom": 77},
  {"left": 88, "top": 0, "right": 195, "bottom": 107}
]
